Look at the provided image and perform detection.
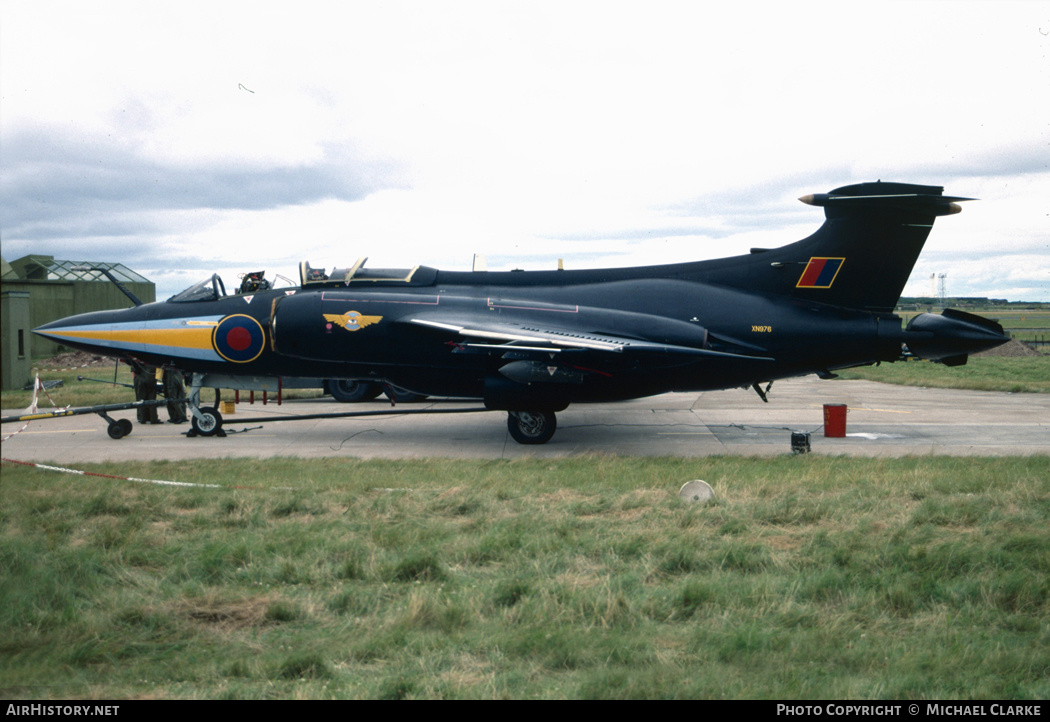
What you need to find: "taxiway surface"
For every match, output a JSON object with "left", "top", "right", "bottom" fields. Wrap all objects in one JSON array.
[{"left": 3, "top": 376, "right": 1047, "bottom": 462}]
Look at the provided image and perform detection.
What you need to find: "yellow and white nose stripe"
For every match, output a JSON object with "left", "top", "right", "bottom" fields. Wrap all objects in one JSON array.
[{"left": 36, "top": 316, "right": 226, "bottom": 362}]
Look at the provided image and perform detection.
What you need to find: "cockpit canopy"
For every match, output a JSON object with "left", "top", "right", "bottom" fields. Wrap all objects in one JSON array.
[
  {"left": 168, "top": 274, "right": 227, "bottom": 303},
  {"left": 167, "top": 260, "right": 438, "bottom": 302},
  {"left": 167, "top": 270, "right": 296, "bottom": 302},
  {"left": 300, "top": 259, "right": 437, "bottom": 287}
]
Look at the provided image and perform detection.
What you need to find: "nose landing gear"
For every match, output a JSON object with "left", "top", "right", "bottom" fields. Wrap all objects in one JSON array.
[
  {"left": 187, "top": 374, "right": 226, "bottom": 437},
  {"left": 188, "top": 405, "right": 224, "bottom": 437}
]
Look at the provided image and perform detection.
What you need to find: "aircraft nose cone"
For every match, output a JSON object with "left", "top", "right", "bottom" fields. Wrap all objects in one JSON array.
[
  {"left": 32, "top": 309, "right": 127, "bottom": 356},
  {"left": 33, "top": 316, "right": 78, "bottom": 339},
  {"left": 35, "top": 311, "right": 102, "bottom": 337}
]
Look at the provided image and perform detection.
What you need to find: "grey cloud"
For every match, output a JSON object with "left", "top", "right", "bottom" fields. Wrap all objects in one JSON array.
[
  {"left": 0, "top": 127, "right": 407, "bottom": 241},
  {"left": 870, "top": 144, "right": 1050, "bottom": 187},
  {"left": 542, "top": 170, "right": 861, "bottom": 248}
]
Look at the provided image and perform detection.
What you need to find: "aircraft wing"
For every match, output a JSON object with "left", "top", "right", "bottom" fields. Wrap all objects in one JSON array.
[{"left": 405, "top": 317, "right": 773, "bottom": 362}]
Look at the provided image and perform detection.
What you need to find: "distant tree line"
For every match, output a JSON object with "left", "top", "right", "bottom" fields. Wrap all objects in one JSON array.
[{"left": 896, "top": 297, "right": 1046, "bottom": 310}]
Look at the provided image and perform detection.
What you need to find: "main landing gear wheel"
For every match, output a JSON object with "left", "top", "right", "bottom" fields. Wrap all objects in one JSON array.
[
  {"left": 107, "top": 418, "right": 133, "bottom": 439},
  {"left": 190, "top": 405, "right": 224, "bottom": 437},
  {"left": 329, "top": 379, "right": 382, "bottom": 402},
  {"left": 507, "top": 411, "right": 557, "bottom": 445}
]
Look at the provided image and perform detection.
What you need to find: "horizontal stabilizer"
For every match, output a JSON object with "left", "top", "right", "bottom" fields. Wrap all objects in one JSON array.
[{"left": 799, "top": 182, "right": 974, "bottom": 218}]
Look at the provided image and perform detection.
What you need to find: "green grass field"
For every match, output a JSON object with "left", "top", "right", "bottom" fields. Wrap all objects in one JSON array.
[
  {"left": 2, "top": 455, "right": 1048, "bottom": 699},
  {"left": 836, "top": 355, "right": 1050, "bottom": 393}
]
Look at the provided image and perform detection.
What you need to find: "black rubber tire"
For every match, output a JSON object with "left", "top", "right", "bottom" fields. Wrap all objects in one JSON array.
[
  {"left": 329, "top": 379, "right": 382, "bottom": 402},
  {"left": 191, "top": 406, "right": 223, "bottom": 436},
  {"left": 507, "top": 411, "right": 557, "bottom": 445}
]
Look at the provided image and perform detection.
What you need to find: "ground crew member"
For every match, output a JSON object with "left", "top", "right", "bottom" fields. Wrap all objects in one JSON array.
[
  {"left": 132, "top": 363, "right": 161, "bottom": 424},
  {"left": 163, "top": 369, "right": 188, "bottom": 423}
]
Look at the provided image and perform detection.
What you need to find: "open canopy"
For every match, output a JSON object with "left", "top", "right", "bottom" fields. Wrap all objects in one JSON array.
[{"left": 300, "top": 259, "right": 437, "bottom": 287}]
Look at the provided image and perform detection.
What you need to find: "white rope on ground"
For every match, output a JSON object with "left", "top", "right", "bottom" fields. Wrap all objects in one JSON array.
[{"left": 1, "top": 456, "right": 223, "bottom": 488}]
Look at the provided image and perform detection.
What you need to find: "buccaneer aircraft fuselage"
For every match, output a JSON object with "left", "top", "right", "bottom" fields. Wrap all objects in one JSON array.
[{"left": 34, "top": 182, "right": 1010, "bottom": 443}]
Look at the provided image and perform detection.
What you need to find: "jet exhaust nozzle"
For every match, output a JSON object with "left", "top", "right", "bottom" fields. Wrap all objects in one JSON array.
[{"left": 902, "top": 308, "right": 1010, "bottom": 362}]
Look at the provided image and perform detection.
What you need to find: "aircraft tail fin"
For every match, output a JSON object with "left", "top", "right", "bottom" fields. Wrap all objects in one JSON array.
[{"left": 732, "top": 182, "right": 972, "bottom": 313}]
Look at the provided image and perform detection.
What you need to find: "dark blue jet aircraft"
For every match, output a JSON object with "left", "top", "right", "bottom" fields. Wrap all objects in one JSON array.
[{"left": 35, "top": 181, "right": 1009, "bottom": 443}]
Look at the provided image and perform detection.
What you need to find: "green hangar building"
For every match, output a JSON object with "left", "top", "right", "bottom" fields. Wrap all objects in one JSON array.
[{"left": 1, "top": 255, "right": 155, "bottom": 390}]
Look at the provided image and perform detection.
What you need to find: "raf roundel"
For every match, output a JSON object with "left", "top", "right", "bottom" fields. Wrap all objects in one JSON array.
[{"left": 213, "top": 314, "right": 266, "bottom": 363}]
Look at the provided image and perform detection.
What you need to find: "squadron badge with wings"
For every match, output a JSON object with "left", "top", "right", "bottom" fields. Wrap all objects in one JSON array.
[{"left": 324, "top": 311, "right": 383, "bottom": 332}]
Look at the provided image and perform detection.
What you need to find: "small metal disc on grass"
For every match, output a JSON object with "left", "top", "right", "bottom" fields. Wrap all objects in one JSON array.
[{"left": 679, "top": 480, "right": 714, "bottom": 504}]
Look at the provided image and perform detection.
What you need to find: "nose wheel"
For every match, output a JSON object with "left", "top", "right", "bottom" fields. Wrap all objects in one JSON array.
[
  {"left": 185, "top": 373, "right": 226, "bottom": 437},
  {"left": 507, "top": 411, "right": 557, "bottom": 445},
  {"left": 189, "top": 405, "right": 225, "bottom": 437}
]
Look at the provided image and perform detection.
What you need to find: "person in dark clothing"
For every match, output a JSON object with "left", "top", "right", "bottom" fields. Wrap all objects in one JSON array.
[
  {"left": 132, "top": 363, "right": 161, "bottom": 424},
  {"left": 163, "top": 369, "right": 188, "bottom": 423}
]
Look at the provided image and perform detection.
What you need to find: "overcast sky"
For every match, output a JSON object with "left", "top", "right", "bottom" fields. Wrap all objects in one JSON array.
[{"left": 2, "top": 1, "right": 1048, "bottom": 301}]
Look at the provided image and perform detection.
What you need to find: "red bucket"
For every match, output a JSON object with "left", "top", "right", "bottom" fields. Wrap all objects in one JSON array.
[{"left": 823, "top": 404, "right": 847, "bottom": 437}]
